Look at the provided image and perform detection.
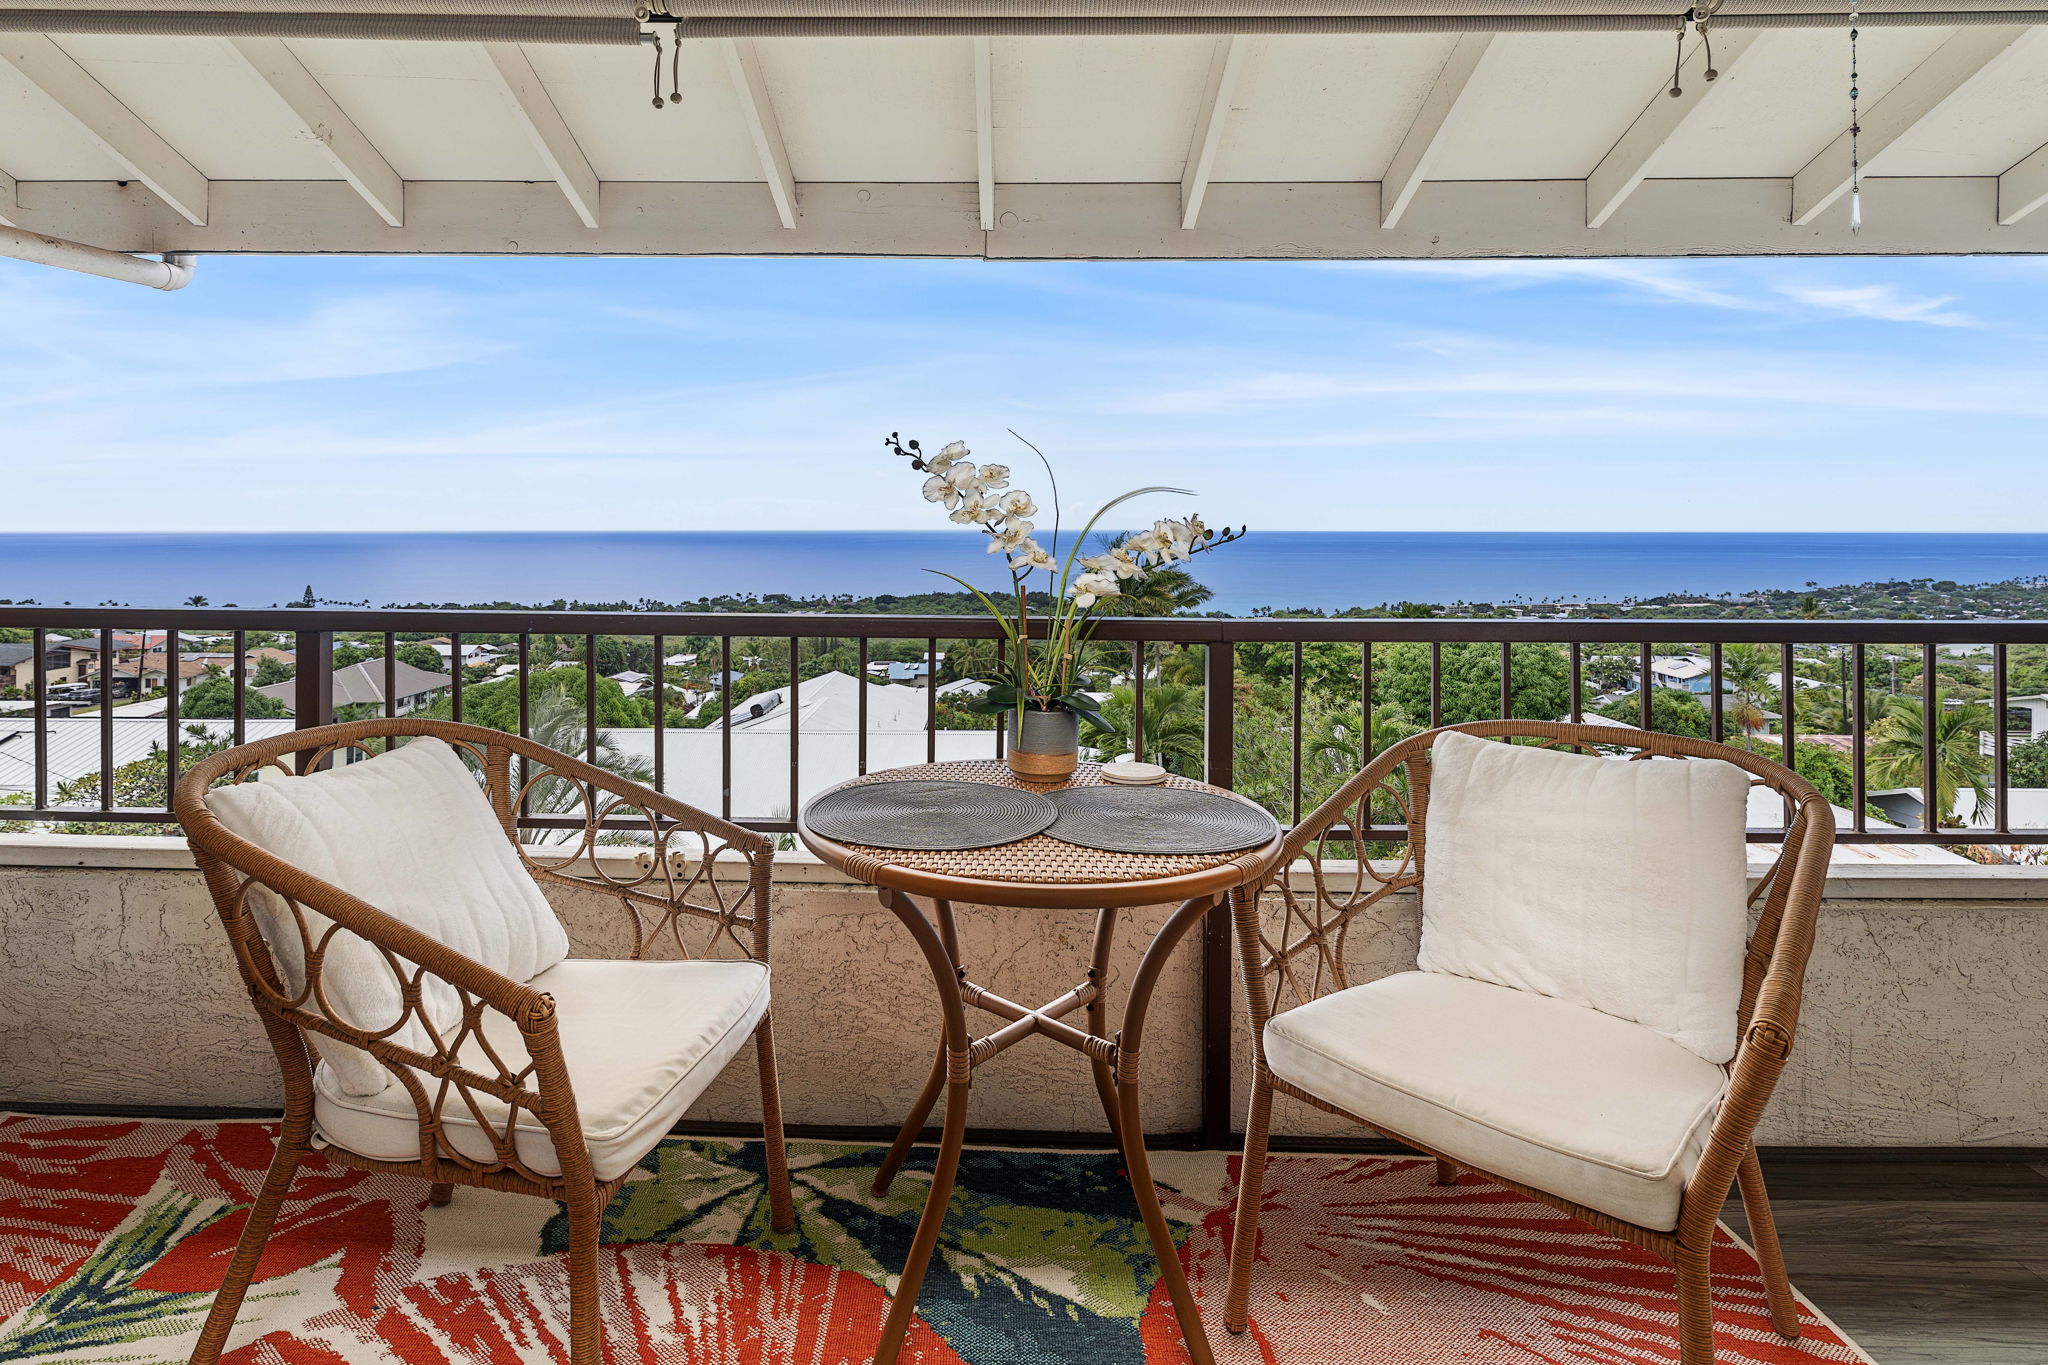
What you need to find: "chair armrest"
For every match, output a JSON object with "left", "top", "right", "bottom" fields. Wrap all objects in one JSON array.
[{"left": 501, "top": 742, "right": 777, "bottom": 963}]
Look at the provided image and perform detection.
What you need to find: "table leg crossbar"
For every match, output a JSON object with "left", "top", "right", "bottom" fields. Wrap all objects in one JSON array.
[{"left": 868, "top": 888, "right": 1223, "bottom": 1365}]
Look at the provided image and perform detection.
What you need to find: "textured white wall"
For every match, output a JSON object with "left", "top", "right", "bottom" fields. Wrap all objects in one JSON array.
[{"left": 2, "top": 852, "right": 2044, "bottom": 1147}]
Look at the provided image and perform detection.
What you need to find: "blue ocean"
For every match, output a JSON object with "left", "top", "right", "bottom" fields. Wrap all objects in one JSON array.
[{"left": 2, "top": 532, "right": 2045, "bottom": 616}]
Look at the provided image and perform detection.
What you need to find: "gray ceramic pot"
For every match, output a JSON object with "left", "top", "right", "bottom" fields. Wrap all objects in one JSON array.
[
  {"left": 1009, "top": 707, "right": 1080, "bottom": 755},
  {"left": 1007, "top": 707, "right": 1081, "bottom": 779}
]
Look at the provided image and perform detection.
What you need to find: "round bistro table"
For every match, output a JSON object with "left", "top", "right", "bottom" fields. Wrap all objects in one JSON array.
[{"left": 797, "top": 758, "right": 1284, "bottom": 1365}]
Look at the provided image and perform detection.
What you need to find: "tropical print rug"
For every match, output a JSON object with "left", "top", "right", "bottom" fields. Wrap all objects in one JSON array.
[{"left": 0, "top": 1115, "right": 1875, "bottom": 1364}]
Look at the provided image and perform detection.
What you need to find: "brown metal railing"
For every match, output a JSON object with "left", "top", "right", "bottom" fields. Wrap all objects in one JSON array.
[{"left": 2, "top": 607, "right": 2046, "bottom": 845}]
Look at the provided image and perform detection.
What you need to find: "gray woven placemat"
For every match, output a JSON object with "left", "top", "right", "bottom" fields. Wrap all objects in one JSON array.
[
  {"left": 1043, "top": 786, "right": 1281, "bottom": 856},
  {"left": 802, "top": 780, "right": 1059, "bottom": 851}
]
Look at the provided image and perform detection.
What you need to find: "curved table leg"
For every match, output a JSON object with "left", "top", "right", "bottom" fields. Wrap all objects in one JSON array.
[
  {"left": 873, "top": 1041, "right": 947, "bottom": 1197},
  {"left": 874, "top": 898, "right": 960, "bottom": 1198},
  {"left": 1115, "top": 893, "right": 1223, "bottom": 1365},
  {"left": 873, "top": 889, "right": 976, "bottom": 1365},
  {"left": 1088, "top": 906, "right": 1126, "bottom": 1155}
]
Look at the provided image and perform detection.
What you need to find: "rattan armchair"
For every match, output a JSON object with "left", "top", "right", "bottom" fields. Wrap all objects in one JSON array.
[
  {"left": 171, "top": 718, "right": 794, "bottom": 1365},
  {"left": 1224, "top": 721, "right": 1834, "bottom": 1365}
]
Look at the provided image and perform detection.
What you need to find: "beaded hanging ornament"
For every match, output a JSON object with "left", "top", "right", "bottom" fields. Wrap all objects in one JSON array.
[{"left": 1848, "top": 3, "right": 1862, "bottom": 231}]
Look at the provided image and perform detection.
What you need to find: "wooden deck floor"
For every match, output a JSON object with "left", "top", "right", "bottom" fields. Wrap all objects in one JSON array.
[{"left": 1723, "top": 1157, "right": 2048, "bottom": 1365}]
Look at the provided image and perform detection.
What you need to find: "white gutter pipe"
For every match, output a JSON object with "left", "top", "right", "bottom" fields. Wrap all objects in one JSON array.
[{"left": 0, "top": 225, "right": 195, "bottom": 290}]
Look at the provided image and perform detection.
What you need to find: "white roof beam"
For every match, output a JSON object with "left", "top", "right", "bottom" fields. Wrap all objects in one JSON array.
[
  {"left": 973, "top": 34, "right": 994, "bottom": 232},
  {"left": 0, "top": 164, "right": 17, "bottom": 227},
  {"left": 1180, "top": 34, "right": 1247, "bottom": 230},
  {"left": 0, "top": 34, "right": 208, "bottom": 226},
  {"left": 1586, "top": 29, "right": 1762, "bottom": 229},
  {"left": 1791, "top": 24, "right": 2028, "bottom": 226},
  {"left": 482, "top": 41, "right": 599, "bottom": 230},
  {"left": 1379, "top": 32, "right": 1492, "bottom": 229},
  {"left": 227, "top": 37, "right": 403, "bottom": 228},
  {"left": 721, "top": 36, "right": 797, "bottom": 229},
  {"left": 1998, "top": 141, "right": 2048, "bottom": 225}
]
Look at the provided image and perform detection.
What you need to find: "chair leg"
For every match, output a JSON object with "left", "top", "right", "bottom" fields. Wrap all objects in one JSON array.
[
  {"left": 1433, "top": 1157, "right": 1459, "bottom": 1186},
  {"left": 428, "top": 1182, "right": 454, "bottom": 1207},
  {"left": 1737, "top": 1146, "right": 1802, "bottom": 1339},
  {"left": 1223, "top": 1072, "right": 1274, "bottom": 1335},
  {"left": 753, "top": 1016, "right": 796, "bottom": 1235},
  {"left": 1675, "top": 1243, "right": 1716, "bottom": 1365},
  {"left": 188, "top": 1129, "right": 305, "bottom": 1365},
  {"left": 563, "top": 1186, "right": 607, "bottom": 1365}
]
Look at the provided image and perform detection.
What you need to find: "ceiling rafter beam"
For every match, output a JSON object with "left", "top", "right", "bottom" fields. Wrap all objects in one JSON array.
[
  {"left": 1379, "top": 31, "right": 1491, "bottom": 229},
  {"left": 1790, "top": 24, "right": 2027, "bottom": 225},
  {"left": 0, "top": 163, "right": 17, "bottom": 227},
  {"left": 721, "top": 35, "right": 797, "bottom": 229},
  {"left": 0, "top": 34, "right": 208, "bottom": 226},
  {"left": 973, "top": 34, "right": 994, "bottom": 231},
  {"left": 1180, "top": 33, "right": 1247, "bottom": 230},
  {"left": 481, "top": 41, "right": 599, "bottom": 229},
  {"left": 1998, "top": 140, "right": 2048, "bottom": 225},
  {"left": 1586, "top": 28, "right": 1762, "bottom": 228},
  {"left": 227, "top": 37, "right": 403, "bottom": 228}
]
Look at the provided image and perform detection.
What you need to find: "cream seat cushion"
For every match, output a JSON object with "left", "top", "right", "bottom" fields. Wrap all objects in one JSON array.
[
  {"left": 203, "top": 737, "right": 571, "bottom": 1097},
  {"left": 1265, "top": 972, "right": 1727, "bottom": 1231},
  {"left": 313, "top": 957, "right": 770, "bottom": 1183},
  {"left": 1417, "top": 729, "right": 1752, "bottom": 1063}
]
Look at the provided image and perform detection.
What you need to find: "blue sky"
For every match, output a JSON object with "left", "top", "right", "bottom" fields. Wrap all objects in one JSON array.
[{"left": 4, "top": 251, "right": 2045, "bottom": 533}]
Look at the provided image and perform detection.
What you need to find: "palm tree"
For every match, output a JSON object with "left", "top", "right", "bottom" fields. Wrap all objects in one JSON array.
[
  {"left": 1079, "top": 682, "right": 1206, "bottom": 774},
  {"left": 1867, "top": 689, "right": 1994, "bottom": 828},
  {"left": 1098, "top": 532, "right": 1215, "bottom": 617},
  {"left": 519, "top": 691, "right": 655, "bottom": 844},
  {"left": 1721, "top": 643, "right": 1775, "bottom": 736}
]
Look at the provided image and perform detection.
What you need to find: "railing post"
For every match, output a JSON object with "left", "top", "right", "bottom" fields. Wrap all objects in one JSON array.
[
  {"left": 293, "top": 629, "right": 335, "bottom": 771},
  {"left": 1201, "top": 637, "right": 1236, "bottom": 1149}
]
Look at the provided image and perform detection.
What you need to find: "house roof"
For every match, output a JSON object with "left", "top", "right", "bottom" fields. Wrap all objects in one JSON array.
[
  {"left": 6, "top": 10, "right": 2048, "bottom": 261},
  {"left": 252, "top": 657, "right": 452, "bottom": 711},
  {"left": 0, "top": 716, "right": 298, "bottom": 797},
  {"left": 0, "top": 644, "right": 35, "bottom": 668}
]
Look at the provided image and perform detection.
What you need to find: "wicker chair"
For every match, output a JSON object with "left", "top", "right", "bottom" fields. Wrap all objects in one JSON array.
[
  {"left": 1224, "top": 721, "right": 1834, "bottom": 1365},
  {"left": 171, "top": 718, "right": 794, "bottom": 1365}
]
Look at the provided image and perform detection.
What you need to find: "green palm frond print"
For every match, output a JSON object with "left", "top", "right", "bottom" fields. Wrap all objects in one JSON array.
[
  {"left": 0, "top": 1186, "right": 222, "bottom": 1361},
  {"left": 543, "top": 1140, "right": 1188, "bottom": 1365}
]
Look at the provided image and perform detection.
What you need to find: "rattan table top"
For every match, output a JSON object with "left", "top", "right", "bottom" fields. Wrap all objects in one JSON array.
[{"left": 797, "top": 760, "right": 1286, "bottom": 909}]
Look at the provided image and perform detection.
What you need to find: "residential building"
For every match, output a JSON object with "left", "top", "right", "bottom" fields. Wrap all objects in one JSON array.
[{"left": 253, "top": 658, "right": 452, "bottom": 716}]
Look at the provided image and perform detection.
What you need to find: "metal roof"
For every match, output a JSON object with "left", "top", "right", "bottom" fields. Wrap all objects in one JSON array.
[
  {"left": 0, "top": 716, "right": 297, "bottom": 796},
  {"left": 5, "top": 2, "right": 2048, "bottom": 260}
]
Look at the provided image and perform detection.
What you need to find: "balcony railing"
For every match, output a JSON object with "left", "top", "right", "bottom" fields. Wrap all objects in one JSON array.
[{"left": 3, "top": 607, "right": 2046, "bottom": 847}]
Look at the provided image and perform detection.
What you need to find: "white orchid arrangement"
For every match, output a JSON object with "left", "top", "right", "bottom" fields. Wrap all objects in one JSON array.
[{"left": 884, "top": 431, "right": 1244, "bottom": 726}]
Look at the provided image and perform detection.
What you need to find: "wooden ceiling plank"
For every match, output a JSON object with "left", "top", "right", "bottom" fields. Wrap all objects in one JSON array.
[
  {"left": 0, "top": 34, "right": 208, "bottom": 226},
  {"left": 482, "top": 41, "right": 600, "bottom": 230},
  {"left": 227, "top": 37, "right": 403, "bottom": 228},
  {"left": 974, "top": 34, "right": 994, "bottom": 232},
  {"left": 1998, "top": 140, "right": 2048, "bottom": 225},
  {"left": 1379, "top": 32, "right": 1492, "bottom": 230},
  {"left": 1790, "top": 24, "right": 2028, "bottom": 226},
  {"left": 721, "top": 36, "right": 798, "bottom": 229},
  {"left": 1180, "top": 34, "right": 1247, "bottom": 231},
  {"left": 1586, "top": 29, "right": 1763, "bottom": 229}
]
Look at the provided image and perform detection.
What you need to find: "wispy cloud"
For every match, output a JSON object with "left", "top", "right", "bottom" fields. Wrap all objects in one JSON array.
[
  {"left": 1349, "top": 258, "right": 1979, "bottom": 328},
  {"left": 0, "top": 252, "right": 2039, "bottom": 533},
  {"left": 1777, "top": 283, "right": 1976, "bottom": 327}
]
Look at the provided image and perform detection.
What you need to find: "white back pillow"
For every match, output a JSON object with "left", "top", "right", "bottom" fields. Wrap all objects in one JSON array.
[
  {"left": 1417, "top": 729, "right": 1752, "bottom": 1064},
  {"left": 204, "top": 737, "right": 570, "bottom": 1096}
]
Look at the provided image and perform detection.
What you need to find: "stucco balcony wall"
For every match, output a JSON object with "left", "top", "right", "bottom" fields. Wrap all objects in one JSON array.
[{"left": 2, "top": 837, "right": 2044, "bottom": 1149}]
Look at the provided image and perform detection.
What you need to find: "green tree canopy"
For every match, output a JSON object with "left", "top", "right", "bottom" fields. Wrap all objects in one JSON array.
[
  {"left": 1372, "top": 641, "right": 1571, "bottom": 726},
  {"left": 179, "top": 672, "right": 291, "bottom": 719},
  {"left": 427, "top": 666, "right": 646, "bottom": 732},
  {"left": 1591, "top": 687, "right": 1711, "bottom": 738}
]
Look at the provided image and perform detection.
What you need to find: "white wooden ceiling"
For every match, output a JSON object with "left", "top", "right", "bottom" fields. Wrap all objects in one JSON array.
[{"left": 4, "top": 16, "right": 2048, "bottom": 258}]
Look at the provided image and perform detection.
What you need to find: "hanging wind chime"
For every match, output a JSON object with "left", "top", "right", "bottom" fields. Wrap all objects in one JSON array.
[{"left": 1848, "top": 3, "right": 1863, "bottom": 231}]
